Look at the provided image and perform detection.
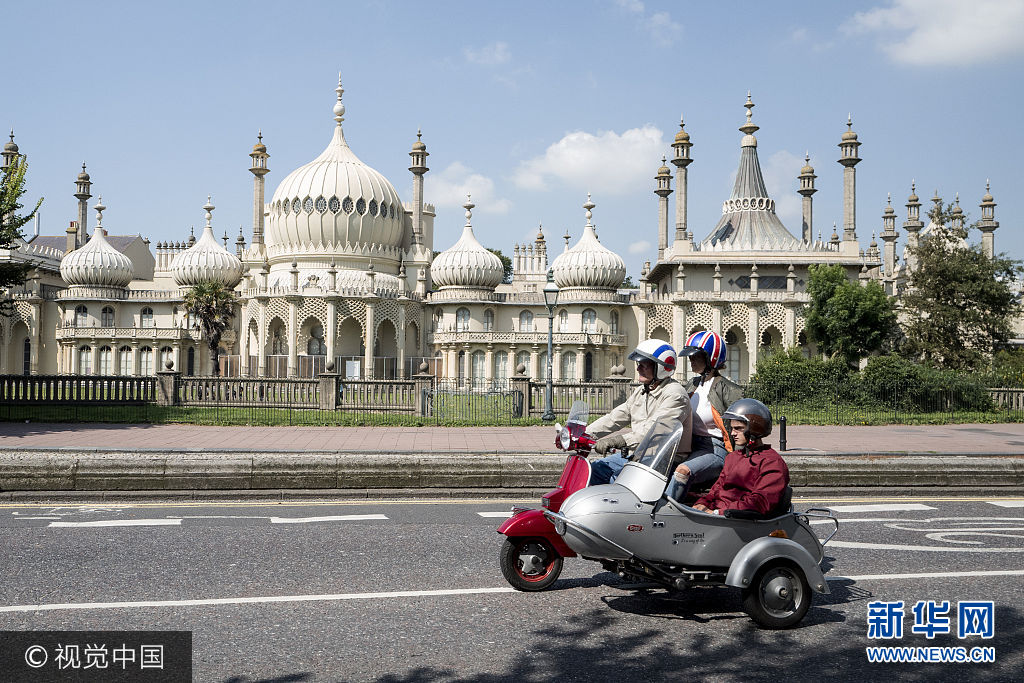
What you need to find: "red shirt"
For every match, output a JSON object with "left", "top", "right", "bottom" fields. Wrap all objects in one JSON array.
[{"left": 695, "top": 444, "right": 789, "bottom": 515}]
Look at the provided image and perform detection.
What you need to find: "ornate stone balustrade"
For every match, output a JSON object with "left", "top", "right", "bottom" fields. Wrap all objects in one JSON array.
[
  {"left": 428, "top": 331, "right": 628, "bottom": 347},
  {"left": 56, "top": 327, "right": 203, "bottom": 342}
]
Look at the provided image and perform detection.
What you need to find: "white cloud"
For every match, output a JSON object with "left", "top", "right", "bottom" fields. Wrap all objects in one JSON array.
[
  {"left": 843, "top": 0, "right": 1024, "bottom": 66},
  {"left": 628, "top": 240, "right": 651, "bottom": 254},
  {"left": 512, "top": 125, "right": 666, "bottom": 195},
  {"left": 614, "top": 0, "right": 681, "bottom": 47},
  {"left": 428, "top": 162, "right": 512, "bottom": 214},
  {"left": 760, "top": 150, "right": 804, "bottom": 231},
  {"left": 464, "top": 41, "right": 511, "bottom": 66}
]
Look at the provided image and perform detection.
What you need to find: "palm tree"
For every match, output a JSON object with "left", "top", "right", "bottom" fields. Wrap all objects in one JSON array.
[{"left": 182, "top": 280, "right": 236, "bottom": 376}]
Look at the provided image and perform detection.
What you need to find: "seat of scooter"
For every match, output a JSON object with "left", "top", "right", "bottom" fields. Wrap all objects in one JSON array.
[{"left": 721, "top": 486, "right": 793, "bottom": 521}]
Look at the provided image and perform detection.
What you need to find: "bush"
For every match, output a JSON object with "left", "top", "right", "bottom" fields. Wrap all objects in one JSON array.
[{"left": 748, "top": 347, "right": 852, "bottom": 404}]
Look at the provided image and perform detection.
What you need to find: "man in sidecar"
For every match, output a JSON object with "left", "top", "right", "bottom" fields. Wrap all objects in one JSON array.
[
  {"left": 693, "top": 398, "right": 790, "bottom": 517},
  {"left": 586, "top": 339, "right": 692, "bottom": 486}
]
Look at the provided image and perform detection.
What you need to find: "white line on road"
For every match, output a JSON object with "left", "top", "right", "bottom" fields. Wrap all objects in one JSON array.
[
  {"left": 987, "top": 501, "right": 1024, "bottom": 508},
  {"left": 0, "top": 587, "right": 517, "bottom": 613},
  {"left": 826, "top": 539, "right": 1024, "bottom": 552},
  {"left": 48, "top": 519, "right": 182, "bottom": 528},
  {"left": 828, "top": 569, "right": 1024, "bottom": 581},
  {"left": 827, "top": 503, "right": 936, "bottom": 513},
  {"left": 269, "top": 514, "right": 388, "bottom": 524},
  {"left": 477, "top": 512, "right": 513, "bottom": 518}
]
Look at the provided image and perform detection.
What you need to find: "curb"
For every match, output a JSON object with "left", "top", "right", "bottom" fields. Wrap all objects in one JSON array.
[{"left": 2, "top": 448, "right": 1024, "bottom": 492}]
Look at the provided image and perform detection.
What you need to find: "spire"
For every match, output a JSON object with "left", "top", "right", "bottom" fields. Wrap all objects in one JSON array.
[
  {"left": 463, "top": 194, "right": 474, "bottom": 227},
  {"left": 204, "top": 195, "right": 215, "bottom": 231},
  {"left": 333, "top": 73, "right": 345, "bottom": 125},
  {"left": 739, "top": 92, "right": 759, "bottom": 138},
  {"left": 94, "top": 196, "right": 106, "bottom": 234},
  {"left": 563, "top": 227, "right": 571, "bottom": 251},
  {"left": 584, "top": 193, "right": 595, "bottom": 226}
]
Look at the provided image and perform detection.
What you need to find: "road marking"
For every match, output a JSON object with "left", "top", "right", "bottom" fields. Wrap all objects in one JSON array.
[
  {"left": 987, "top": 501, "right": 1024, "bottom": 508},
  {"left": 826, "top": 539, "right": 1024, "bottom": 553},
  {"left": 828, "top": 569, "right": 1024, "bottom": 581},
  {"left": 809, "top": 515, "right": 1024, "bottom": 525},
  {"left": 48, "top": 519, "right": 182, "bottom": 528},
  {"left": 269, "top": 514, "right": 388, "bottom": 524},
  {"left": 827, "top": 503, "right": 936, "bottom": 513},
  {"left": 477, "top": 512, "right": 513, "bottom": 518},
  {"left": 0, "top": 587, "right": 517, "bottom": 614}
]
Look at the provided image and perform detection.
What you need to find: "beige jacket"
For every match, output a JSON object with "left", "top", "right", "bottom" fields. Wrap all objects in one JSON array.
[{"left": 587, "top": 377, "right": 692, "bottom": 455}]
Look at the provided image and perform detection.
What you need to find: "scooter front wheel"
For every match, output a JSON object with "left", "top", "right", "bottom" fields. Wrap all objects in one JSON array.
[{"left": 500, "top": 537, "right": 564, "bottom": 591}]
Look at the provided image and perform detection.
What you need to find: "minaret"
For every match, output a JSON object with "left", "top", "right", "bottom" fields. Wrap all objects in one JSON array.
[
  {"left": 797, "top": 153, "right": 816, "bottom": 243},
  {"left": 654, "top": 156, "right": 672, "bottom": 260},
  {"left": 838, "top": 115, "right": 861, "bottom": 243},
  {"left": 670, "top": 116, "right": 693, "bottom": 244},
  {"left": 236, "top": 225, "right": 246, "bottom": 258},
  {"left": 408, "top": 128, "right": 429, "bottom": 248},
  {"left": 880, "top": 194, "right": 899, "bottom": 285},
  {"left": 904, "top": 182, "right": 924, "bottom": 271},
  {"left": 249, "top": 131, "right": 269, "bottom": 248},
  {"left": 1, "top": 130, "right": 19, "bottom": 171},
  {"left": 950, "top": 193, "right": 965, "bottom": 233},
  {"left": 73, "top": 162, "right": 92, "bottom": 248},
  {"left": 977, "top": 181, "right": 998, "bottom": 258}
]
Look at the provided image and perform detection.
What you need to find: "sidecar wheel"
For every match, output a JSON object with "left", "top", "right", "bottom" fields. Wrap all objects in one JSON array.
[
  {"left": 500, "top": 537, "right": 563, "bottom": 591},
  {"left": 741, "top": 561, "right": 811, "bottom": 629}
]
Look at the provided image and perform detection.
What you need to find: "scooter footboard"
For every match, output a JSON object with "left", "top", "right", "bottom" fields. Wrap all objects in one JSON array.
[
  {"left": 499, "top": 508, "right": 577, "bottom": 558},
  {"left": 543, "top": 510, "right": 633, "bottom": 561}
]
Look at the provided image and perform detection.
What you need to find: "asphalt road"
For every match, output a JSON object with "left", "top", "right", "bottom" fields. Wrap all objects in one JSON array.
[{"left": 0, "top": 494, "right": 1022, "bottom": 682}]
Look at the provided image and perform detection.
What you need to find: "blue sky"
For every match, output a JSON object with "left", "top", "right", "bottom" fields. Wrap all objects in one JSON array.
[{"left": 6, "top": 0, "right": 1023, "bottom": 276}]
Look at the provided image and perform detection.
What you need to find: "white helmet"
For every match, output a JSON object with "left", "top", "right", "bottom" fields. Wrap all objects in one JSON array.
[{"left": 628, "top": 338, "right": 677, "bottom": 380}]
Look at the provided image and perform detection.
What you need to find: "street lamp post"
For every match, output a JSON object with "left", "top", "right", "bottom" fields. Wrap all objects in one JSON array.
[{"left": 542, "top": 270, "right": 559, "bottom": 422}]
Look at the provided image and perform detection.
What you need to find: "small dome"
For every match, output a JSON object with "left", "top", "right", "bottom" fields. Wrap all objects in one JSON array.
[
  {"left": 551, "top": 199, "right": 626, "bottom": 290},
  {"left": 77, "top": 163, "right": 90, "bottom": 182},
  {"left": 252, "top": 142, "right": 267, "bottom": 153},
  {"left": 412, "top": 129, "right": 427, "bottom": 151},
  {"left": 674, "top": 127, "right": 690, "bottom": 143},
  {"left": 171, "top": 199, "right": 244, "bottom": 287},
  {"left": 60, "top": 229, "right": 134, "bottom": 288},
  {"left": 4, "top": 131, "right": 18, "bottom": 154},
  {"left": 800, "top": 155, "right": 814, "bottom": 175},
  {"left": 841, "top": 129, "right": 858, "bottom": 141},
  {"left": 430, "top": 198, "right": 503, "bottom": 290}
]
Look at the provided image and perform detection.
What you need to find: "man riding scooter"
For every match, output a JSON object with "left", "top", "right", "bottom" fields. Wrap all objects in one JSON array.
[{"left": 586, "top": 339, "right": 692, "bottom": 486}]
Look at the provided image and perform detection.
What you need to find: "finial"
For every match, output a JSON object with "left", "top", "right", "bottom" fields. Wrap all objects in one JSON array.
[
  {"left": 204, "top": 195, "right": 215, "bottom": 228},
  {"left": 333, "top": 73, "right": 345, "bottom": 124},
  {"left": 739, "top": 92, "right": 758, "bottom": 135},
  {"left": 986, "top": 179, "right": 991, "bottom": 192},
  {"left": 190, "top": 225, "right": 195, "bottom": 237},
  {"left": 887, "top": 192, "right": 892, "bottom": 206},
  {"left": 223, "top": 231, "right": 229, "bottom": 247},
  {"left": 563, "top": 227, "right": 571, "bottom": 248},
  {"left": 257, "top": 130, "right": 263, "bottom": 143},
  {"left": 8, "top": 129, "right": 13, "bottom": 142},
  {"left": 95, "top": 196, "right": 105, "bottom": 229},
  {"left": 661, "top": 155, "right": 667, "bottom": 165},
  {"left": 584, "top": 193, "right": 595, "bottom": 225},
  {"left": 911, "top": 180, "right": 916, "bottom": 194},
  {"left": 82, "top": 162, "right": 87, "bottom": 173},
  {"left": 463, "top": 194, "right": 474, "bottom": 224},
  {"left": 805, "top": 152, "right": 810, "bottom": 164},
  {"left": 417, "top": 128, "right": 422, "bottom": 141},
  {"left": 847, "top": 113, "right": 853, "bottom": 129}
]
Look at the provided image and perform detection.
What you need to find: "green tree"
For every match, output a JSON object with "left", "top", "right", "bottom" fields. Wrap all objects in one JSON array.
[
  {"left": 1, "top": 155, "right": 44, "bottom": 294},
  {"left": 486, "top": 248, "right": 513, "bottom": 284},
  {"left": 804, "top": 263, "right": 897, "bottom": 366},
  {"left": 620, "top": 274, "right": 638, "bottom": 289},
  {"left": 901, "top": 202, "right": 1022, "bottom": 371},
  {"left": 182, "top": 281, "right": 236, "bottom": 376}
]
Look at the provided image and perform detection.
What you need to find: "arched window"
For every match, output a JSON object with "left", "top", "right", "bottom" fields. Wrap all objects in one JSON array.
[
  {"left": 558, "top": 309, "right": 569, "bottom": 333},
  {"left": 582, "top": 309, "right": 597, "bottom": 334},
  {"left": 271, "top": 330, "right": 287, "bottom": 355},
  {"left": 139, "top": 347, "right": 153, "bottom": 375},
  {"left": 187, "top": 347, "right": 196, "bottom": 375},
  {"left": 456, "top": 308, "right": 470, "bottom": 333},
  {"left": 307, "top": 324, "right": 326, "bottom": 355},
  {"left": 22, "top": 338, "right": 30, "bottom": 375},
  {"left": 538, "top": 351, "right": 549, "bottom": 379},
  {"left": 471, "top": 350, "right": 486, "bottom": 380},
  {"left": 494, "top": 350, "right": 508, "bottom": 380},
  {"left": 140, "top": 307, "right": 154, "bottom": 328},
  {"left": 519, "top": 311, "right": 534, "bottom": 333},
  {"left": 78, "top": 346, "right": 92, "bottom": 375},
  {"left": 483, "top": 309, "right": 494, "bottom": 332},
  {"left": 561, "top": 351, "right": 577, "bottom": 381},
  {"left": 610, "top": 310, "right": 619, "bottom": 335},
  {"left": 74, "top": 305, "right": 88, "bottom": 327},
  {"left": 101, "top": 306, "right": 115, "bottom": 327},
  {"left": 434, "top": 310, "right": 444, "bottom": 332},
  {"left": 160, "top": 346, "right": 174, "bottom": 371},
  {"left": 118, "top": 346, "right": 132, "bottom": 375},
  {"left": 98, "top": 346, "right": 112, "bottom": 375},
  {"left": 584, "top": 352, "right": 594, "bottom": 382}
]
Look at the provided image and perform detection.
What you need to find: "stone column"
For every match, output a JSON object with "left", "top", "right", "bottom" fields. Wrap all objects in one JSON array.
[
  {"left": 91, "top": 344, "right": 100, "bottom": 376},
  {"left": 485, "top": 347, "right": 494, "bottom": 381},
  {"left": 363, "top": 300, "right": 375, "bottom": 379},
  {"left": 326, "top": 298, "right": 338, "bottom": 369},
  {"left": 785, "top": 306, "right": 796, "bottom": 348},
  {"left": 257, "top": 298, "right": 268, "bottom": 377},
  {"left": 72, "top": 344, "right": 81, "bottom": 375},
  {"left": 131, "top": 342, "right": 139, "bottom": 376},
  {"left": 747, "top": 306, "right": 759, "bottom": 378},
  {"left": 397, "top": 305, "right": 407, "bottom": 379},
  {"left": 287, "top": 298, "right": 299, "bottom": 378},
  {"left": 238, "top": 313, "right": 249, "bottom": 376}
]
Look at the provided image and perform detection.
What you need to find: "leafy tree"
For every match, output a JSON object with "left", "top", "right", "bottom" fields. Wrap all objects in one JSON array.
[
  {"left": 1, "top": 155, "right": 44, "bottom": 297},
  {"left": 901, "top": 202, "right": 1022, "bottom": 371},
  {"left": 486, "top": 248, "right": 513, "bottom": 284},
  {"left": 804, "top": 264, "right": 897, "bottom": 366},
  {"left": 182, "top": 281, "right": 236, "bottom": 376},
  {"left": 620, "top": 274, "right": 638, "bottom": 289}
]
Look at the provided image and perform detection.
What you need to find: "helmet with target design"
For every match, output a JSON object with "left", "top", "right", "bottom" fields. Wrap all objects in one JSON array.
[{"left": 628, "top": 338, "right": 677, "bottom": 380}]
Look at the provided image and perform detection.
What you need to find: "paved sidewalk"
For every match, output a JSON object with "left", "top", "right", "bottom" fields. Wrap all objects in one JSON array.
[{"left": 2, "top": 422, "right": 1024, "bottom": 454}]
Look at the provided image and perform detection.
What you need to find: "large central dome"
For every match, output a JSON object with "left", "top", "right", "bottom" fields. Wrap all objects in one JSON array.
[{"left": 266, "top": 78, "right": 405, "bottom": 256}]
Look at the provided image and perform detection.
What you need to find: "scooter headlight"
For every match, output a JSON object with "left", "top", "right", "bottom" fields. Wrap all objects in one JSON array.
[
  {"left": 558, "top": 428, "right": 571, "bottom": 450},
  {"left": 554, "top": 519, "right": 567, "bottom": 536}
]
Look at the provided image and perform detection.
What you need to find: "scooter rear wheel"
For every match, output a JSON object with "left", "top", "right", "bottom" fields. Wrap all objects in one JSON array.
[{"left": 500, "top": 537, "right": 563, "bottom": 591}]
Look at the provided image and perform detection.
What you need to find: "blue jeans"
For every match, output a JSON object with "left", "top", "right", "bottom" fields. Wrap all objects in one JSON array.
[
  {"left": 666, "top": 435, "right": 728, "bottom": 501},
  {"left": 588, "top": 452, "right": 631, "bottom": 486}
]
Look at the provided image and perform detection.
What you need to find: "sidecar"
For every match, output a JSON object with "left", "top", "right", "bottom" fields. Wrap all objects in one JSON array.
[{"left": 544, "top": 418, "right": 838, "bottom": 629}]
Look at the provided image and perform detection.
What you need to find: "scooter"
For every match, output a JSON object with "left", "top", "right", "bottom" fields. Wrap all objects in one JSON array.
[{"left": 499, "top": 403, "right": 840, "bottom": 629}]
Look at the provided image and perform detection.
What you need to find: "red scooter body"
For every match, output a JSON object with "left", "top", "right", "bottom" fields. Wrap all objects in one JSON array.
[{"left": 497, "top": 403, "right": 596, "bottom": 591}]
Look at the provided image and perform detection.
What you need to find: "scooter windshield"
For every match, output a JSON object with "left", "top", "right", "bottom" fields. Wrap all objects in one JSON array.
[
  {"left": 565, "top": 400, "right": 589, "bottom": 429},
  {"left": 632, "top": 417, "right": 685, "bottom": 477}
]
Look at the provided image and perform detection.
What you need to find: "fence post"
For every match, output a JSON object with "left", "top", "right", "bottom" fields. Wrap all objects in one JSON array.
[
  {"left": 156, "top": 361, "right": 180, "bottom": 407},
  {"left": 608, "top": 365, "right": 632, "bottom": 408},
  {"left": 510, "top": 363, "right": 531, "bottom": 418},
  {"left": 318, "top": 362, "right": 340, "bottom": 410},
  {"left": 413, "top": 362, "right": 435, "bottom": 417}
]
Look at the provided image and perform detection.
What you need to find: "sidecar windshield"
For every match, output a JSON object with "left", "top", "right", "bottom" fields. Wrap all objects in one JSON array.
[{"left": 632, "top": 417, "right": 685, "bottom": 477}]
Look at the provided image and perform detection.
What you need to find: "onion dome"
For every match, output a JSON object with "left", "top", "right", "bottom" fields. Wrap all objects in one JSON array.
[
  {"left": 800, "top": 154, "right": 814, "bottom": 176},
  {"left": 412, "top": 128, "right": 426, "bottom": 151},
  {"left": 430, "top": 196, "right": 504, "bottom": 290},
  {"left": 673, "top": 117, "right": 690, "bottom": 144},
  {"left": 3, "top": 130, "right": 17, "bottom": 154},
  {"left": 982, "top": 180, "right": 994, "bottom": 204},
  {"left": 77, "top": 163, "right": 90, "bottom": 182},
  {"left": 884, "top": 193, "right": 895, "bottom": 216},
  {"left": 551, "top": 195, "right": 626, "bottom": 290},
  {"left": 951, "top": 193, "right": 964, "bottom": 216},
  {"left": 60, "top": 198, "right": 134, "bottom": 287},
  {"left": 171, "top": 197, "right": 244, "bottom": 287},
  {"left": 266, "top": 75, "right": 405, "bottom": 252},
  {"left": 252, "top": 130, "right": 267, "bottom": 154},
  {"left": 841, "top": 115, "right": 859, "bottom": 141}
]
